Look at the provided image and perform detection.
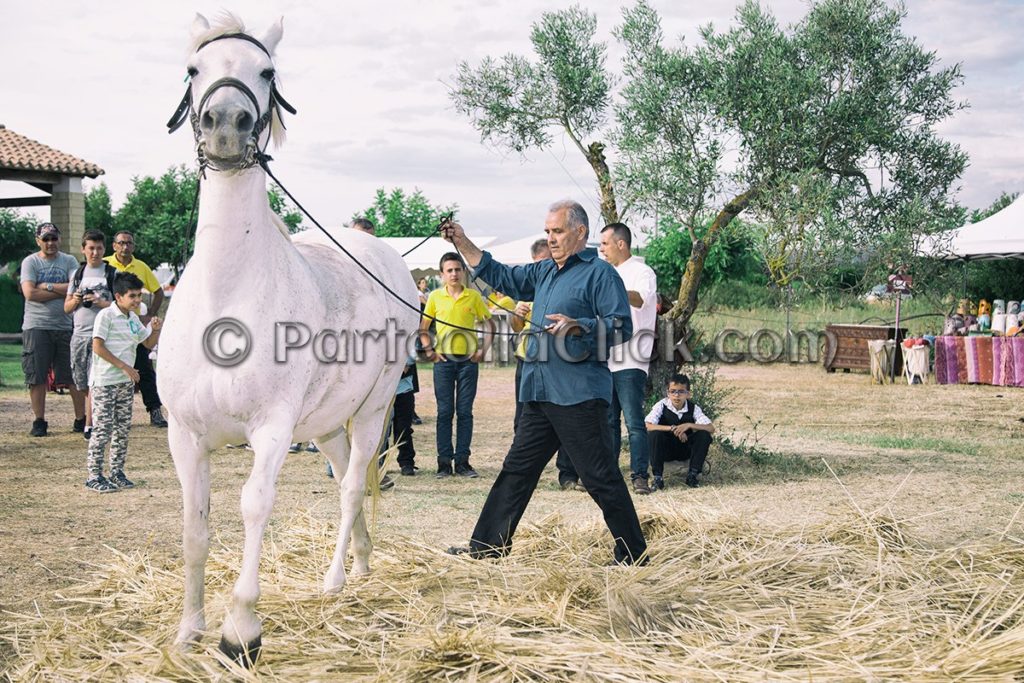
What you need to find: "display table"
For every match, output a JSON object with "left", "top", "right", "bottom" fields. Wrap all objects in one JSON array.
[
  {"left": 823, "top": 324, "right": 907, "bottom": 374},
  {"left": 934, "top": 336, "right": 1024, "bottom": 386}
]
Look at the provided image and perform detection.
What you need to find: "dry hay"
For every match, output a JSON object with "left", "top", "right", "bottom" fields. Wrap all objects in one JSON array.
[{"left": 3, "top": 503, "right": 1024, "bottom": 682}]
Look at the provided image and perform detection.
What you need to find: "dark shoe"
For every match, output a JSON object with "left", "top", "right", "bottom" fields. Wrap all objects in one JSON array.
[
  {"left": 379, "top": 474, "right": 395, "bottom": 491},
  {"left": 560, "top": 479, "right": 578, "bottom": 491},
  {"left": 83, "top": 427, "right": 92, "bottom": 441},
  {"left": 454, "top": 464, "right": 479, "bottom": 478},
  {"left": 30, "top": 418, "right": 48, "bottom": 437},
  {"left": 305, "top": 443, "right": 320, "bottom": 453},
  {"left": 149, "top": 408, "right": 168, "bottom": 428},
  {"left": 632, "top": 477, "right": 652, "bottom": 495},
  {"left": 109, "top": 471, "right": 135, "bottom": 489},
  {"left": 652, "top": 476, "right": 665, "bottom": 491},
  {"left": 73, "top": 417, "right": 86, "bottom": 432},
  {"left": 436, "top": 469, "right": 452, "bottom": 479},
  {"left": 446, "top": 545, "right": 473, "bottom": 556},
  {"left": 85, "top": 476, "right": 117, "bottom": 493},
  {"left": 288, "top": 443, "right": 302, "bottom": 453},
  {"left": 400, "top": 465, "right": 416, "bottom": 476},
  {"left": 686, "top": 472, "right": 700, "bottom": 488}
]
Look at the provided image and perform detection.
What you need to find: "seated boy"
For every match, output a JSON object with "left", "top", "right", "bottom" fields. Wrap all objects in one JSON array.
[
  {"left": 85, "top": 273, "right": 162, "bottom": 492},
  {"left": 644, "top": 373, "right": 715, "bottom": 490}
]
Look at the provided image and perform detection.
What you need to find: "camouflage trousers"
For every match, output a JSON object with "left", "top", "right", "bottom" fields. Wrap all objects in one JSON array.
[{"left": 87, "top": 381, "right": 135, "bottom": 478}]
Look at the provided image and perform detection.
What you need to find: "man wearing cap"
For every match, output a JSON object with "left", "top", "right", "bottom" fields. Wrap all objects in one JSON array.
[
  {"left": 20, "top": 223, "right": 86, "bottom": 437},
  {"left": 104, "top": 230, "right": 168, "bottom": 427}
]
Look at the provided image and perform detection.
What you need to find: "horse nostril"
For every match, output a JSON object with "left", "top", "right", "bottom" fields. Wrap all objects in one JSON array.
[
  {"left": 200, "top": 110, "right": 217, "bottom": 132},
  {"left": 234, "top": 110, "right": 254, "bottom": 133}
]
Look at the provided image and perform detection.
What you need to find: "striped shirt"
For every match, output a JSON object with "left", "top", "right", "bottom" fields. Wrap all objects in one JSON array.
[{"left": 90, "top": 304, "right": 151, "bottom": 387}]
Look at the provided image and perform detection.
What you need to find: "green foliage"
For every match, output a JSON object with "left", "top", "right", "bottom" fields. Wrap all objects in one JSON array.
[
  {"left": 0, "top": 274, "right": 24, "bottom": 333},
  {"left": 642, "top": 216, "right": 766, "bottom": 297},
  {"left": 614, "top": 0, "right": 967, "bottom": 318},
  {"left": 84, "top": 183, "right": 114, "bottom": 236},
  {"left": 450, "top": 5, "right": 611, "bottom": 155},
  {"left": 359, "top": 187, "right": 457, "bottom": 238},
  {"left": 0, "top": 209, "right": 39, "bottom": 270},
  {"left": 114, "top": 166, "right": 198, "bottom": 274},
  {"left": 268, "top": 184, "right": 305, "bottom": 233}
]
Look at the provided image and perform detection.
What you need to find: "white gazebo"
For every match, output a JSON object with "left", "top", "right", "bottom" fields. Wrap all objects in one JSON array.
[{"left": 921, "top": 195, "right": 1024, "bottom": 261}]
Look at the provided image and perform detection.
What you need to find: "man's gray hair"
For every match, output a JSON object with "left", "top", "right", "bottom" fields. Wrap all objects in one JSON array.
[
  {"left": 529, "top": 238, "right": 549, "bottom": 258},
  {"left": 548, "top": 199, "right": 589, "bottom": 233}
]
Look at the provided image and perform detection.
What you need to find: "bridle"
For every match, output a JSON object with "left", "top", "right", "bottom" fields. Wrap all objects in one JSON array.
[{"left": 166, "top": 32, "right": 297, "bottom": 173}]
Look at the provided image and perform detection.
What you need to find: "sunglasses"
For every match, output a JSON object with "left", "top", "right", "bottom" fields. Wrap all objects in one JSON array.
[{"left": 668, "top": 389, "right": 690, "bottom": 395}]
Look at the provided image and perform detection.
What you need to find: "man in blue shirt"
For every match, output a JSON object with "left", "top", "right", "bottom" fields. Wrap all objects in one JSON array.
[{"left": 444, "top": 200, "right": 648, "bottom": 565}]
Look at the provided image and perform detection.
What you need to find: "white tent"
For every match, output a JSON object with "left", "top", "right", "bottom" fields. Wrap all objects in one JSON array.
[
  {"left": 485, "top": 234, "right": 548, "bottom": 265},
  {"left": 921, "top": 195, "right": 1024, "bottom": 261},
  {"left": 379, "top": 236, "right": 498, "bottom": 279}
]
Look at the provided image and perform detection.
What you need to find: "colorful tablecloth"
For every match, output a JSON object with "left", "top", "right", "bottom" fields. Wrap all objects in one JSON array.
[{"left": 935, "top": 336, "right": 1024, "bottom": 386}]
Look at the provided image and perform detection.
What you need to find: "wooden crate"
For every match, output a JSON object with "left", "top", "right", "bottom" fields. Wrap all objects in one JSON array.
[{"left": 823, "top": 324, "right": 907, "bottom": 373}]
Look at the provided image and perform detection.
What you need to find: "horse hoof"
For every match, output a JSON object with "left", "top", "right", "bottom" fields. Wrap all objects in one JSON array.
[{"left": 218, "top": 634, "right": 262, "bottom": 668}]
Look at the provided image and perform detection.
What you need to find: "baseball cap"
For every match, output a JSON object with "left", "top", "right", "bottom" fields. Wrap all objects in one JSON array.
[{"left": 36, "top": 222, "right": 60, "bottom": 238}]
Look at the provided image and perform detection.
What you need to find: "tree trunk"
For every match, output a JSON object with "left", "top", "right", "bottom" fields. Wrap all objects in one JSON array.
[
  {"left": 585, "top": 141, "right": 619, "bottom": 225},
  {"left": 667, "top": 190, "right": 753, "bottom": 328}
]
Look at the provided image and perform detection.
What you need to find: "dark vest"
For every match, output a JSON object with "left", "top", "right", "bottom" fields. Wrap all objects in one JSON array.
[{"left": 656, "top": 401, "right": 695, "bottom": 427}]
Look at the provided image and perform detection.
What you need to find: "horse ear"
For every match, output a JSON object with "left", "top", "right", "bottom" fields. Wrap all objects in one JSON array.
[
  {"left": 190, "top": 13, "right": 210, "bottom": 40},
  {"left": 261, "top": 17, "right": 284, "bottom": 54}
]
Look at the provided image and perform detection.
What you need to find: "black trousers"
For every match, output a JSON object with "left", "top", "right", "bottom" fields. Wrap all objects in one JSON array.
[
  {"left": 470, "top": 399, "right": 647, "bottom": 564},
  {"left": 134, "top": 343, "right": 161, "bottom": 412},
  {"left": 648, "top": 429, "right": 711, "bottom": 478},
  {"left": 514, "top": 359, "right": 577, "bottom": 484},
  {"left": 386, "top": 391, "right": 417, "bottom": 468}
]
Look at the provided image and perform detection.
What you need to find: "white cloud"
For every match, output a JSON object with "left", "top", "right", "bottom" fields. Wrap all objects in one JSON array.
[{"left": 1, "top": 0, "right": 1019, "bottom": 243}]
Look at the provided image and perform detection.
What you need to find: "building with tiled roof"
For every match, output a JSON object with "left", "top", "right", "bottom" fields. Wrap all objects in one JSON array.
[{"left": 0, "top": 124, "right": 105, "bottom": 254}]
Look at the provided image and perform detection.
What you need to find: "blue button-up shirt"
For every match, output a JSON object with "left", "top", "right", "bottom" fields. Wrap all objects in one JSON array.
[{"left": 474, "top": 247, "right": 632, "bottom": 406}]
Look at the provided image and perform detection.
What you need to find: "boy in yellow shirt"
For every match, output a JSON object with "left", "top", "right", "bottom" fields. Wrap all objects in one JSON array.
[{"left": 420, "top": 253, "right": 494, "bottom": 478}]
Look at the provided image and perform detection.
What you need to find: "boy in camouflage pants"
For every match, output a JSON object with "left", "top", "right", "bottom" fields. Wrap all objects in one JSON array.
[{"left": 85, "top": 273, "right": 163, "bottom": 493}]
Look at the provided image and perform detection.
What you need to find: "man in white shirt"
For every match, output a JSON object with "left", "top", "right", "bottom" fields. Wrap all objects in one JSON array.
[{"left": 599, "top": 223, "right": 658, "bottom": 495}]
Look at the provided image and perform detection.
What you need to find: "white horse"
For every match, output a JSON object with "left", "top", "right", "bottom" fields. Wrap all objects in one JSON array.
[{"left": 158, "top": 13, "right": 419, "bottom": 665}]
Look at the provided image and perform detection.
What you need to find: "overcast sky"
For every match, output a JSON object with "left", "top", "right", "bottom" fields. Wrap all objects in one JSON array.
[{"left": 2, "top": 0, "right": 1021, "bottom": 242}]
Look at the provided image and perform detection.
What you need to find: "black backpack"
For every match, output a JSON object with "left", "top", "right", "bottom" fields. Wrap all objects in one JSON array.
[{"left": 71, "top": 262, "right": 117, "bottom": 296}]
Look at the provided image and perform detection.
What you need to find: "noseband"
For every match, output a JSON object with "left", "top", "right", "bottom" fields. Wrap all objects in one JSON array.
[{"left": 166, "top": 33, "right": 297, "bottom": 172}]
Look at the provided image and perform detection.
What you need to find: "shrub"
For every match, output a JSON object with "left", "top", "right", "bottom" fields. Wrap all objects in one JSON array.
[{"left": 0, "top": 274, "right": 24, "bottom": 333}]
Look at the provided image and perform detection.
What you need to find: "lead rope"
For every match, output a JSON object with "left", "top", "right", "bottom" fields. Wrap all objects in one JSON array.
[{"left": 256, "top": 155, "right": 548, "bottom": 339}]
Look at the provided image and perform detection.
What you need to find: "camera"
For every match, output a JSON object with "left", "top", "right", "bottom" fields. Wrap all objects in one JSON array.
[{"left": 80, "top": 287, "right": 95, "bottom": 308}]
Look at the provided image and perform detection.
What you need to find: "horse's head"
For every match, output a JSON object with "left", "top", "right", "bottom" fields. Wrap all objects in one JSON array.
[{"left": 168, "top": 13, "right": 295, "bottom": 172}]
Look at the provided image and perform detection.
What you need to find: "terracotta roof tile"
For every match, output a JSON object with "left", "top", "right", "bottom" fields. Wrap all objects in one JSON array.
[{"left": 0, "top": 124, "right": 104, "bottom": 178}]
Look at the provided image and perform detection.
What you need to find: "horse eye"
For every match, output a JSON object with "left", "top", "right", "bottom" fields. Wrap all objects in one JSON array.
[
  {"left": 187, "top": 66, "right": 198, "bottom": 78},
  {"left": 260, "top": 68, "right": 275, "bottom": 80}
]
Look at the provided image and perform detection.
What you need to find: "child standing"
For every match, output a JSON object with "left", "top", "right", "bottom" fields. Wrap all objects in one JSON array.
[
  {"left": 645, "top": 373, "right": 715, "bottom": 490},
  {"left": 85, "top": 273, "right": 162, "bottom": 493}
]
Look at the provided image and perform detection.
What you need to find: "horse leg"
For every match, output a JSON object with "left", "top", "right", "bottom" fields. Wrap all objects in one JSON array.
[
  {"left": 169, "top": 421, "right": 211, "bottom": 648},
  {"left": 218, "top": 423, "right": 291, "bottom": 667},
  {"left": 316, "top": 431, "right": 369, "bottom": 592},
  {"left": 328, "top": 410, "right": 388, "bottom": 592}
]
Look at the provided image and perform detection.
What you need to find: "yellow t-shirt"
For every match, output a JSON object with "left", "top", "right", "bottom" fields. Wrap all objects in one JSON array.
[
  {"left": 424, "top": 287, "right": 491, "bottom": 356},
  {"left": 104, "top": 255, "right": 161, "bottom": 294},
  {"left": 488, "top": 294, "right": 515, "bottom": 314},
  {"left": 515, "top": 302, "right": 533, "bottom": 360}
]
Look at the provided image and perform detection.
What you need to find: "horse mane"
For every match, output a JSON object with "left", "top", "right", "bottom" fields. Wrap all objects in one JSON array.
[{"left": 188, "top": 11, "right": 287, "bottom": 147}]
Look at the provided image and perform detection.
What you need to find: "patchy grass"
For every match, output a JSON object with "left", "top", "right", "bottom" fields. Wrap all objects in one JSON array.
[{"left": 831, "top": 433, "right": 979, "bottom": 456}]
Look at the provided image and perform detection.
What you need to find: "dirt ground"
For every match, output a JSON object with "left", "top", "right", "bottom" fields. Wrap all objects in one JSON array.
[{"left": 1, "top": 361, "right": 1022, "bottom": 622}]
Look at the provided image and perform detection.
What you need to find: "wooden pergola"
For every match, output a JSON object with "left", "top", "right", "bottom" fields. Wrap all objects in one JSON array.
[{"left": 0, "top": 124, "right": 105, "bottom": 254}]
